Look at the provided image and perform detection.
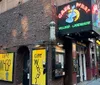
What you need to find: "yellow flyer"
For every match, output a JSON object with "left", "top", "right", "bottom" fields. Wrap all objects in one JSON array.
[
  {"left": 0, "top": 53, "right": 14, "bottom": 82},
  {"left": 32, "top": 49, "right": 46, "bottom": 85}
]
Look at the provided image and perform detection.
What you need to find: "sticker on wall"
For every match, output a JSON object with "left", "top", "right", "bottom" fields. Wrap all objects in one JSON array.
[
  {"left": 32, "top": 49, "right": 46, "bottom": 85},
  {"left": 0, "top": 53, "right": 14, "bottom": 82}
]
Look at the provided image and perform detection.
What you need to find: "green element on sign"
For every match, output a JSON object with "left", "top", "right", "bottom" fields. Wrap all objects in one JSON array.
[
  {"left": 72, "top": 21, "right": 91, "bottom": 28},
  {"left": 59, "top": 25, "right": 70, "bottom": 30},
  {"left": 59, "top": 21, "right": 91, "bottom": 30}
]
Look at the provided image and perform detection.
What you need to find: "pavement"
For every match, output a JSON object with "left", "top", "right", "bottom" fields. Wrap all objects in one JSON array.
[{"left": 77, "top": 78, "right": 100, "bottom": 85}]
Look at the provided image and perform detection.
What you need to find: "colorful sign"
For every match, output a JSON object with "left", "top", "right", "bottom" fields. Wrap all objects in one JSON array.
[
  {"left": 92, "top": 0, "right": 100, "bottom": 32},
  {"left": 32, "top": 49, "right": 46, "bottom": 85},
  {"left": 96, "top": 40, "right": 100, "bottom": 45},
  {"left": 57, "top": 0, "right": 92, "bottom": 34},
  {"left": 0, "top": 53, "right": 14, "bottom": 82}
]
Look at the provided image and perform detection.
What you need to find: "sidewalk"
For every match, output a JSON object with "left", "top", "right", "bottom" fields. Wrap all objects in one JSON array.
[{"left": 77, "top": 78, "right": 100, "bottom": 85}]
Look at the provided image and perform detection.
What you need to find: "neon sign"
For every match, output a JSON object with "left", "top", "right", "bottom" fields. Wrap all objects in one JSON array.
[
  {"left": 76, "top": 2, "right": 90, "bottom": 13},
  {"left": 57, "top": 0, "right": 92, "bottom": 33},
  {"left": 92, "top": 4, "right": 100, "bottom": 28},
  {"left": 59, "top": 21, "right": 91, "bottom": 30},
  {"left": 92, "top": 4, "right": 97, "bottom": 14},
  {"left": 65, "top": 5, "right": 80, "bottom": 23},
  {"left": 58, "top": 5, "right": 71, "bottom": 19},
  {"left": 58, "top": 2, "right": 90, "bottom": 20}
]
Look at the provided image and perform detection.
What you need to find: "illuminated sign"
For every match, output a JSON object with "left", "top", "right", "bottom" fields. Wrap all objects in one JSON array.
[
  {"left": 32, "top": 49, "right": 46, "bottom": 85},
  {"left": 58, "top": 2, "right": 90, "bottom": 19},
  {"left": 0, "top": 53, "right": 14, "bottom": 82},
  {"left": 96, "top": 40, "right": 100, "bottom": 45},
  {"left": 92, "top": 0, "right": 100, "bottom": 32},
  {"left": 57, "top": 0, "right": 92, "bottom": 34},
  {"left": 59, "top": 21, "right": 91, "bottom": 30}
]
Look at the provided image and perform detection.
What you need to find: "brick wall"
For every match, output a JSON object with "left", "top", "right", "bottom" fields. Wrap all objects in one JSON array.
[{"left": 0, "top": 0, "right": 64, "bottom": 85}]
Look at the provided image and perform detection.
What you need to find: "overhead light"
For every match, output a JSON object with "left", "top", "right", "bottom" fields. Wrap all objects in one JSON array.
[
  {"left": 57, "top": 43, "right": 63, "bottom": 47},
  {"left": 88, "top": 38, "right": 90, "bottom": 41},
  {"left": 91, "top": 31, "right": 94, "bottom": 34},
  {"left": 58, "top": 44, "right": 63, "bottom": 47},
  {"left": 34, "top": 45, "right": 40, "bottom": 48},
  {"left": 88, "top": 38, "right": 94, "bottom": 42},
  {"left": 67, "top": 33, "right": 69, "bottom": 35}
]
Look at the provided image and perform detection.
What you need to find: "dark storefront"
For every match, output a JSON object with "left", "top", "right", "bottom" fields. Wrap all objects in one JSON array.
[{"left": 57, "top": 0, "right": 100, "bottom": 85}]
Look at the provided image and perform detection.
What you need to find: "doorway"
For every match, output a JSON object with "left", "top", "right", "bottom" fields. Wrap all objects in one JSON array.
[
  {"left": 76, "top": 46, "right": 87, "bottom": 82},
  {"left": 17, "top": 46, "right": 30, "bottom": 85},
  {"left": 76, "top": 53, "right": 80, "bottom": 83}
]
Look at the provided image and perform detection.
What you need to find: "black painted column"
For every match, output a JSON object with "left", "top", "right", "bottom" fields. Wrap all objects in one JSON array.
[{"left": 64, "top": 38, "right": 73, "bottom": 85}]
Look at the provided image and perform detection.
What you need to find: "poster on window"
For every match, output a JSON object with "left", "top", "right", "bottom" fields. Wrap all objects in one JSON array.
[
  {"left": 55, "top": 52, "right": 65, "bottom": 77},
  {"left": 32, "top": 49, "right": 46, "bottom": 85},
  {"left": 52, "top": 46, "right": 65, "bottom": 78},
  {"left": 0, "top": 53, "right": 14, "bottom": 82}
]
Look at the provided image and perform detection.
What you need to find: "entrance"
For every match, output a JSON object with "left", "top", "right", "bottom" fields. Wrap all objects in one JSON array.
[
  {"left": 17, "top": 46, "right": 30, "bottom": 85},
  {"left": 76, "top": 53, "right": 80, "bottom": 83},
  {"left": 76, "top": 46, "right": 87, "bottom": 82}
]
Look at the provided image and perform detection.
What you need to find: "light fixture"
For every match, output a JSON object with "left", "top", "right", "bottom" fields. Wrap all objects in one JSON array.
[
  {"left": 67, "top": 33, "right": 70, "bottom": 35},
  {"left": 34, "top": 45, "right": 40, "bottom": 48},
  {"left": 88, "top": 38, "right": 94, "bottom": 42},
  {"left": 91, "top": 31, "right": 94, "bottom": 34},
  {"left": 49, "top": 21, "right": 56, "bottom": 41},
  {"left": 88, "top": 38, "right": 91, "bottom": 41},
  {"left": 57, "top": 43, "right": 63, "bottom": 47}
]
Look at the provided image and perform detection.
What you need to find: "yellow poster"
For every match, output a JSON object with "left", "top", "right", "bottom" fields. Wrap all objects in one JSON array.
[
  {"left": 0, "top": 53, "right": 14, "bottom": 82},
  {"left": 32, "top": 49, "right": 46, "bottom": 85}
]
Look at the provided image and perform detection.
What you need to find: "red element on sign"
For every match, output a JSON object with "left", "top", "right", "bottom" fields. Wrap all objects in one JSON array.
[
  {"left": 58, "top": 2, "right": 90, "bottom": 19},
  {"left": 92, "top": 4, "right": 98, "bottom": 14},
  {"left": 76, "top": 2, "right": 81, "bottom": 7},
  {"left": 76, "top": 2, "right": 90, "bottom": 13},
  {"left": 58, "top": 5, "right": 70, "bottom": 19}
]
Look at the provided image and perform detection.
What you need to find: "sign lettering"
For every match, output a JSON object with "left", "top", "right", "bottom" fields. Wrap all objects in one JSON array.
[{"left": 59, "top": 21, "right": 91, "bottom": 30}]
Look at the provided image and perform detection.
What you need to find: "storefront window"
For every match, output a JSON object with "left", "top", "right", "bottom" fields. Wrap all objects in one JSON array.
[{"left": 52, "top": 46, "right": 65, "bottom": 78}]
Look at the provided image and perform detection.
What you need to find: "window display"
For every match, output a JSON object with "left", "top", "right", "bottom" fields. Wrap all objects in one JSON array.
[{"left": 52, "top": 46, "right": 65, "bottom": 78}]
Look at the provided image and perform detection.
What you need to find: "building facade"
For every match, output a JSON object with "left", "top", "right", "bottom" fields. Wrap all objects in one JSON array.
[{"left": 0, "top": 0, "right": 100, "bottom": 85}]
